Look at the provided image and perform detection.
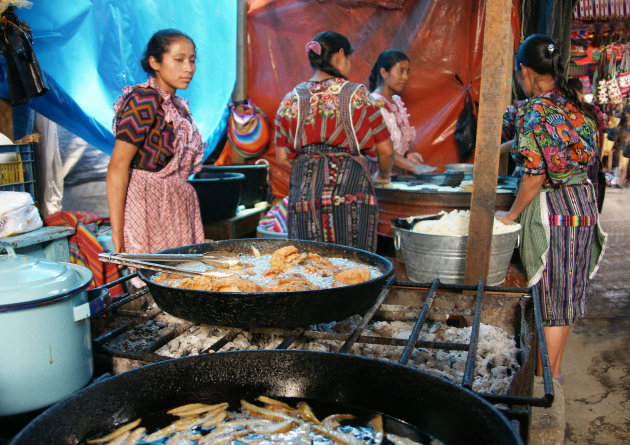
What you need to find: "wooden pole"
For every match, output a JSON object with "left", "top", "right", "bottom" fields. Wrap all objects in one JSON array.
[
  {"left": 233, "top": 0, "right": 248, "bottom": 102},
  {"left": 498, "top": 28, "right": 515, "bottom": 176},
  {"left": 230, "top": 0, "right": 248, "bottom": 165},
  {"left": 463, "top": 0, "right": 513, "bottom": 284}
]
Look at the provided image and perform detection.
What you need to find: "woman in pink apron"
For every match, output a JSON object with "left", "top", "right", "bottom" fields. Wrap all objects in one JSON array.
[{"left": 107, "top": 29, "right": 205, "bottom": 255}]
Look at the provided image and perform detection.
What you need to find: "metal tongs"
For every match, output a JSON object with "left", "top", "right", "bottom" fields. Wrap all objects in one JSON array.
[
  {"left": 98, "top": 251, "right": 240, "bottom": 278},
  {"left": 112, "top": 251, "right": 240, "bottom": 267}
]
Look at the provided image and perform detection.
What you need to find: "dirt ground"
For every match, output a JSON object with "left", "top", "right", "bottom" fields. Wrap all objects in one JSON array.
[{"left": 562, "top": 185, "right": 630, "bottom": 444}]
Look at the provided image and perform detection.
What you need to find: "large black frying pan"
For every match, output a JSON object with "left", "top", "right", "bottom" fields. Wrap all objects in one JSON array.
[
  {"left": 138, "top": 239, "right": 394, "bottom": 328},
  {"left": 11, "top": 350, "right": 522, "bottom": 445}
]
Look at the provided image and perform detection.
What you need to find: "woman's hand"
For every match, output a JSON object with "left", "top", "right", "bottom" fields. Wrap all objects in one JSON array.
[
  {"left": 497, "top": 173, "right": 546, "bottom": 226},
  {"left": 406, "top": 151, "right": 424, "bottom": 163},
  {"left": 373, "top": 171, "right": 393, "bottom": 188},
  {"left": 413, "top": 164, "right": 437, "bottom": 174},
  {"left": 495, "top": 210, "right": 515, "bottom": 225},
  {"left": 276, "top": 145, "right": 293, "bottom": 169}
]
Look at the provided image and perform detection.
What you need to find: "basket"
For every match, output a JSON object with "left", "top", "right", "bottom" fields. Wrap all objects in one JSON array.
[
  {"left": 0, "top": 153, "right": 24, "bottom": 185},
  {"left": 0, "top": 144, "right": 36, "bottom": 202}
]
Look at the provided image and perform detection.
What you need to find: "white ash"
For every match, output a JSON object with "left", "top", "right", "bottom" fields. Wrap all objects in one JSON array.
[
  {"left": 153, "top": 316, "right": 519, "bottom": 394},
  {"left": 155, "top": 326, "right": 285, "bottom": 358},
  {"left": 290, "top": 319, "right": 520, "bottom": 394}
]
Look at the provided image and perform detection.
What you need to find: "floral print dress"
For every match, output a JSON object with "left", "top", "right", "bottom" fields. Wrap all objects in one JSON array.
[{"left": 512, "top": 88, "right": 606, "bottom": 326}]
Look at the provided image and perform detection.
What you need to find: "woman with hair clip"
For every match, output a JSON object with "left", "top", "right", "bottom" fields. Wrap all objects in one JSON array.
[
  {"left": 275, "top": 31, "right": 395, "bottom": 252},
  {"left": 495, "top": 34, "right": 607, "bottom": 384},
  {"left": 368, "top": 49, "right": 435, "bottom": 176}
]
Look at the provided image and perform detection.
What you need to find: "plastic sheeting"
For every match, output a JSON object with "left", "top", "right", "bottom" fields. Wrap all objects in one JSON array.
[
  {"left": 4, "top": 1, "right": 237, "bottom": 158},
  {"left": 247, "top": 0, "right": 519, "bottom": 197}
]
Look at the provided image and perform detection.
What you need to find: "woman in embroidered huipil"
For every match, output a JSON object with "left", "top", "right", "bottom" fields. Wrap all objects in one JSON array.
[
  {"left": 275, "top": 31, "right": 394, "bottom": 252},
  {"left": 368, "top": 50, "right": 435, "bottom": 176},
  {"left": 496, "top": 35, "right": 606, "bottom": 382},
  {"left": 107, "top": 29, "right": 205, "bottom": 255}
]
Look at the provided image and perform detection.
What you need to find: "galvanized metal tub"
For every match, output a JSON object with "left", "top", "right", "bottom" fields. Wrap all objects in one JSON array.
[
  {"left": 375, "top": 174, "right": 519, "bottom": 236},
  {"left": 394, "top": 223, "right": 521, "bottom": 286}
]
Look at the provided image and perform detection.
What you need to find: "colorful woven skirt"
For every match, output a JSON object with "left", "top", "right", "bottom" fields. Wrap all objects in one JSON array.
[
  {"left": 288, "top": 144, "right": 378, "bottom": 252},
  {"left": 536, "top": 182, "right": 598, "bottom": 326}
]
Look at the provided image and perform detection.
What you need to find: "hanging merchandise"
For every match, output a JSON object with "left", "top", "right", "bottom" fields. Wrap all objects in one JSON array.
[
  {"left": 226, "top": 98, "right": 270, "bottom": 159},
  {"left": 454, "top": 88, "right": 477, "bottom": 161},
  {"left": 573, "top": 0, "right": 630, "bottom": 20},
  {"left": 619, "top": 46, "right": 630, "bottom": 97},
  {"left": 607, "top": 48, "right": 623, "bottom": 105},
  {"left": 0, "top": 4, "right": 48, "bottom": 106},
  {"left": 595, "top": 48, "right": 609, "bottom": 105},
  {"left": 579, "top": 74, "right": 593, "bottom": 94}
]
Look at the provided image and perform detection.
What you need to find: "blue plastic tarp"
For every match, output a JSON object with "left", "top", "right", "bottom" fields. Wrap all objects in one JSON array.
[{"left": 5, "top": 0, "right": 237, "bottom": 158}]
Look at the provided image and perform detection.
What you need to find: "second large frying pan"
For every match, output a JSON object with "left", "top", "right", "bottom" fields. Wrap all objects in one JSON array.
[
  {"left": 139, "top": 239, "right": 394, "bottom": 328},
  {"left": 11, "top": 350, "right": 522, "bottom": 445}
]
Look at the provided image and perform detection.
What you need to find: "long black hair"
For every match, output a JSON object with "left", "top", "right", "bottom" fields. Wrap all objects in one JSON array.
[
  {"left": 306, "top": 31, "right": 353, "bottom": 79},
  {"left": 368, "top": 49, "right": 409, "bottom": 92},
  {"left": 515, "top": 34, "right": 596, "bottom": 121},
  {"left": 141, "top": 29, "right": 195, "bottom": 75}
]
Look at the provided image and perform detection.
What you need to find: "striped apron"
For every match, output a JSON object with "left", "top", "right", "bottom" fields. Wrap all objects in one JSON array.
[{"left": 287, "top": 82, "right": 378, "bottom": 252}]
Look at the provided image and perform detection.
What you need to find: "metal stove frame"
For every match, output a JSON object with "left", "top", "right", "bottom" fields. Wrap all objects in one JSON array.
[{"left": 92, "top": 272, "right": 554, "bottom": 444}]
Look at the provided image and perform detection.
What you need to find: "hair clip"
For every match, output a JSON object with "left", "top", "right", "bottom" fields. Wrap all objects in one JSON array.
[
  {"left": 547, "top": 44, "right": 555, "bottom": 55},
  {"left": 305, "top": 40, "right": 322, "bottom": 56}
]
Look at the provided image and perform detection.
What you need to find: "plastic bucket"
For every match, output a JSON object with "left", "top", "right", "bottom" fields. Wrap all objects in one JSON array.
[{"left": 395, "top": 225, "right": 521, "bottom": 285}]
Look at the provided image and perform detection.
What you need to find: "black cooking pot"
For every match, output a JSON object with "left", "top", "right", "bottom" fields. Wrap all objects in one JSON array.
[
  {"left": 139, "top": 239, "right": 393, "bottom": 328},
  {"left": 198, "top": 164, "right": 268, "bottom": 208},
  {"left": 188, "top": 171, "right": 245, "bottom": 222},
  {"left": 10, "top": 351, "right": 522, "bottom": 445}
]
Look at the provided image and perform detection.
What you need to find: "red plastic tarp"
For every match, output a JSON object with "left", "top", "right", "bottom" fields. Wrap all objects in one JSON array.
[{"left": 246, "top": 0, "right": 520, "bottom": 197}]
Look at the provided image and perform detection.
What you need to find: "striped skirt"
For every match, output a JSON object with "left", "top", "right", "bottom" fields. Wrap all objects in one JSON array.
[
  {"left": 288, "top": 144, "right": 378, "bottom": 252},
  {"left": 536, "top": 182, "right": 597, "bottom": 326}
]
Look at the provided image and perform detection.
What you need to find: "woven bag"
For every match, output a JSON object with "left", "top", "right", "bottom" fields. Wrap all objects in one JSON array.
[
  {"left": 595, "top": 48, "right": 609, "bottom": 105},
  {"left": 227, "top": 98, "right": 270, "bottom": 159},
  {"left": 607, "top": 49, "right": 623, "bottom": 105}
]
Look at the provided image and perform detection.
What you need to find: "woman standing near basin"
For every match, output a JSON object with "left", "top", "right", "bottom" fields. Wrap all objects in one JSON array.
[
  {"left": 107, "top": 29, "right": 205, "bottom": 254},
  {"left": 368, "top": 49, "right": 435, "bottom": 176},
  {"left": 275, "top": 31, "right": 394, "bottom": 252},
  {"left": 495, "top": 35, "right": 606, "bottom": 383}
]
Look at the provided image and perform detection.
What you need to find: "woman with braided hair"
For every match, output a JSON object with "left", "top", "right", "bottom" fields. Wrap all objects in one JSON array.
[
  {"left": 495, "top": 34, "right": 607, "bottom": 383},
  {"left": 275, "top": 31, "right": 394, "bottom": 252}
]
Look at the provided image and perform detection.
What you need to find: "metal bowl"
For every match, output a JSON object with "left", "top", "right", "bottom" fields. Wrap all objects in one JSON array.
[{"left": 445, "top": 163, "right": 475, "bottom": 174}]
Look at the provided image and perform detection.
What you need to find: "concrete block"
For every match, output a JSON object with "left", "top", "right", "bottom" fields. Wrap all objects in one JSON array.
[{"left": 529, "top": 376, "right": 565, "bottom": 445}]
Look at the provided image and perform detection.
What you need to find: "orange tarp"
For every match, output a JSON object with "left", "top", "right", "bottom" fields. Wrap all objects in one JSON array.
[{"left": 246, "top": 0, "right": 520, "bottom": 197}]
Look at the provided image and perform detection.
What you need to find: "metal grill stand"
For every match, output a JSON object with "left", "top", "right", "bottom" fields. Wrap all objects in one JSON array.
[{"left": 91, "top": 274, "right": 554, "bottom": 444}]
